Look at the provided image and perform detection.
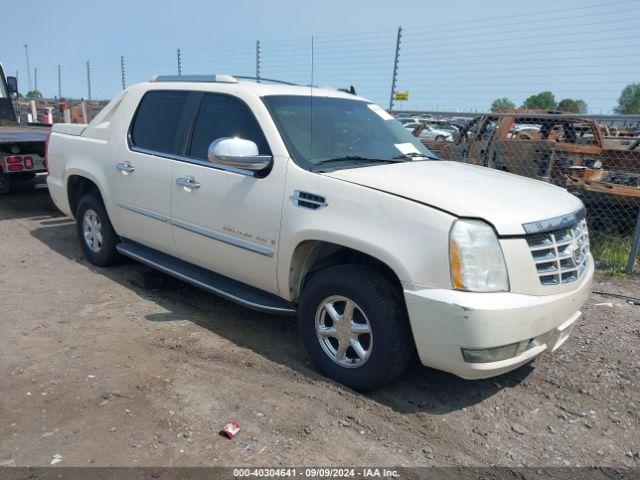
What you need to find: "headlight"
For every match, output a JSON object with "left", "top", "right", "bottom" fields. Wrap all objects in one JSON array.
[{"left": 449, "top": 219, "right": 509, "bottom": 292}]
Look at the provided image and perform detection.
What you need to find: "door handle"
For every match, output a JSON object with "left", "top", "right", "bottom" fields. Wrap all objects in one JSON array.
[
  {"left": 175, "top": 177, "right": 201, "bottom": 190},
  {"left": 116, "top": 161, "right": 135, "bottom": 174}
]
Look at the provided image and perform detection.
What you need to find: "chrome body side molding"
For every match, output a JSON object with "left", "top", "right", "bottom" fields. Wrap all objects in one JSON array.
[
  {"left": 170, "top": 218, "right": 274, "bottom": 257},
  {"left": 115, "top": 201, "right": 273, "bottom": 257}
]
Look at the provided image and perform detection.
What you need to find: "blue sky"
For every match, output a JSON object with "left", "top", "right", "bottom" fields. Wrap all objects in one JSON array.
[{"left": 2, "top": 0, "right": 638, "bottom": 113}]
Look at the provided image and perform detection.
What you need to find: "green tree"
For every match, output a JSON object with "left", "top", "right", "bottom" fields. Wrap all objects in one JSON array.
[
  {"left": 522, "top": 91, "right": 557, "bottom": 110},
  {"left": 557, "top": 98, "right": 588, "bottom": 114},
  {"left": 25, "top": 90, "right": 43, "bottom": 99},
  {"left": 557, "top": 98, "right": 578, "bottom": 113},
  {"left": 490, "top": 97, "right": 516, "bottom": 112},
  {"left": 614, "top": 83, "right": 640, "bottom": 114},
  {"left": 575, "top": 99, "right": 588, "bottom": 114}
]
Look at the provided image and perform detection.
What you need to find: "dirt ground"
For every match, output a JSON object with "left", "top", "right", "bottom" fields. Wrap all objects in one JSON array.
[{"left": 1, "top": 182, "right": 639, "bottom": 468}]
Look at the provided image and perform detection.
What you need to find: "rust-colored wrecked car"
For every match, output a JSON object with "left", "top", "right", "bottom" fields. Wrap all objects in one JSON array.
[{"left": 416, "top": 109, "right": 640, "bottom": 207}]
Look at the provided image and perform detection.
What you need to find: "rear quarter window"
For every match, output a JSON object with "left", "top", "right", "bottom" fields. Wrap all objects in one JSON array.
[{"left": 130, "top": 90, "right": 189, "bottom": 154}]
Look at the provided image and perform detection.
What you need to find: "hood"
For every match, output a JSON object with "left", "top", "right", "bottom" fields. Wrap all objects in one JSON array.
[{"left": 323, "top": 161, "right": 583, "bottom": 235}]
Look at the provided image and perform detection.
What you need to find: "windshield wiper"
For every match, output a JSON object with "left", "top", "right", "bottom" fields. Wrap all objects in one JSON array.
[
  {"left": 393, "top": 152, "right": 439, "bottom": 161},
  {"left": 313, "top": 156, "right": 408, "bottom": 167}
]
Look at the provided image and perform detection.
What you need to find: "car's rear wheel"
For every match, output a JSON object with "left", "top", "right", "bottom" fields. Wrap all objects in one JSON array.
[
  {"left": 298, "top": 264, "right": 414, "bottom": 390},
  {"left": 76, "top": 192, "right": 121, "bottom": 266},
  {"left": 0, "top": 173, "right": 12, "bottom": 194}
]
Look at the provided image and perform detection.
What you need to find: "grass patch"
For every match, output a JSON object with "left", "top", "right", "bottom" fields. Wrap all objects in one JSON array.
[{"left": 590, "top": 234, "right": 636, "bottom": 275}]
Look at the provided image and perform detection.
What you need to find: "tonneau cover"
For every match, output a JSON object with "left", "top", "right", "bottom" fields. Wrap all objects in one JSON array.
[{"left": 51, "top": 123, "right": 86, "bottom": 136}]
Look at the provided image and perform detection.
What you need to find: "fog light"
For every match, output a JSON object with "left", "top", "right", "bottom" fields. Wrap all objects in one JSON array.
[{"left": 462, "top": 340, "right": 528, "bottom": 363}]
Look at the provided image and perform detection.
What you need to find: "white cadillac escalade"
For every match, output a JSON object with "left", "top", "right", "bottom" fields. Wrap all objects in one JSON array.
[{"left": 46, "top": 74, "right": 593, "bottom": 390}]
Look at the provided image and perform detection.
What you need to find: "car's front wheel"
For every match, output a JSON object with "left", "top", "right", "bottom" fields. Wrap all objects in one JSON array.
[
  {"left": 298, "top": 264, "right": 414, "bottom": 390},
  {"left": 76, "top": 192, "right": 121, "bottom": 266}
]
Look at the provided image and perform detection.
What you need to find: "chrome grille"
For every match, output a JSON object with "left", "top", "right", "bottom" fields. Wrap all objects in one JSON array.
[{"left": 526, "top": 219, "right": 590, "bottom": 286}]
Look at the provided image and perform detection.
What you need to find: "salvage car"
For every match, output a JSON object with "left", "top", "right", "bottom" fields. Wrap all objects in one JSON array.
[
  {"left": 419, "top": 109, "right": 640, "bottom": 207},
  {"left": 46, "top": 76, "right": 593, "bottom": 390}
]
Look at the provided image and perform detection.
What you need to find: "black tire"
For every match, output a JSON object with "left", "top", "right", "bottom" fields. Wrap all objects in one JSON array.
[
  {"left": 75, "top": 192, "right": 121, "bottom": 266},
  {"left": 298, "top": 264, "right": 414, "bottom": 391},
  {"left": 0, "top": 173, "right": 12, "bottom": 195}
]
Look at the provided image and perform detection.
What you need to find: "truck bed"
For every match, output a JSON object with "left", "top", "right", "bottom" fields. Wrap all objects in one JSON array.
[{"left": 0, "top": 124, "right": 50, "bottom": 144}]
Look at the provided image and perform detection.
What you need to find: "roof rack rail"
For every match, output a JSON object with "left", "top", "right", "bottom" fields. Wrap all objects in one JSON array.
[
  {"left": 149, "top": 74, "right": 299, "bottom": 86},
  {"left": 232, "top": 75, "right": 299, "bottom": 86},
  {"left": 149, "top": 74, "right": 239, "bottom": 84}
]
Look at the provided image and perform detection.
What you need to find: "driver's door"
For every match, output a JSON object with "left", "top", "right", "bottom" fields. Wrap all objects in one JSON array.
[{"left": 170, "top": 93, "right": 285, "bottom": 294}]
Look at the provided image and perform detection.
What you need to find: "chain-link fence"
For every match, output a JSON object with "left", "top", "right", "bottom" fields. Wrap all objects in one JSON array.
[{"left": 401, "top": 111, "right": 640, "bottom": 273}]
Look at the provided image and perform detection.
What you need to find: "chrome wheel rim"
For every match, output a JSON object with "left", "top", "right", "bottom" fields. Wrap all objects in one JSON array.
[
  {"left": 315, "top": 295, "right": 373, "bottom": 368},
  {"left": 82, "top": 209, "right": 103, "bottom": 253}
]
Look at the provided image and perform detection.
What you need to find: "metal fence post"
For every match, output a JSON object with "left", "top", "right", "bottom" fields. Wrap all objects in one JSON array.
[
  {"left": 177, "top": 48, "right": 182, "bottom": 76},
  {"left": 626, "top": 209, "right": 640, "bottom": 273},
  {"left": 120, "top": 55, "right": 126, "bottom": 90},
  {"left": 388, "top": 26, "right": 402, "bottom": 112},
  {"left": 86, "top": 61, "right": 92, "bottom": 101},
  {"left": 57, "top": 65, "right": 61, "bottom": 100},
  {"left": 256, "top": 40, "right": 261, "bottom": 83}
]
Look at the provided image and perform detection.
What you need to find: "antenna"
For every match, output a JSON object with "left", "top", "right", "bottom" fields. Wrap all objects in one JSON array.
[{"left": 309, "top": 35, "right": 314, "bottom": 167}]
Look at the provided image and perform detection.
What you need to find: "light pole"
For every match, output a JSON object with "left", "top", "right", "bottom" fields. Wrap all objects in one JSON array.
[{"left": 23, "top": 44, "right": 32, "bottom": 93}]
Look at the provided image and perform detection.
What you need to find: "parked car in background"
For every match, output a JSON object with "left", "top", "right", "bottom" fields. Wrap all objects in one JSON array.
[
  {"left": 413, "top": 123, "right": 453, "bottom": 142},
  {"left": 403, "top": 121, "right": 421, "bottom": 131},
  {"left": 47, "top": 76, "right": 593, "bottom": 390},
  {"left": 395, "top": 117, "right": 420, "bottom": 125}
]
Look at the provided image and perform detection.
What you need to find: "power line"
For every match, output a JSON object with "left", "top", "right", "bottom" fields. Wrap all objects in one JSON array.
[{"left": 404, "top": 0, "right": 637, "bottom": 31}]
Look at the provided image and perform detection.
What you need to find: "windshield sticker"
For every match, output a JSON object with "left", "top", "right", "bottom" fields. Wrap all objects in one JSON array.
[
  {"left": 395, "top": 143, "right": 420, "bottom": 155},
  {"left": 367, "top": 104, "right": 394, "bottom": 121}
]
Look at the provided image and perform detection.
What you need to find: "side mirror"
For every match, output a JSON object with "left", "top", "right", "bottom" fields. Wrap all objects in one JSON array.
[
  {"left": 207, "top": 137, "right": 272, "bottom": 173},
  {"left": 6, "top": 76, "right": 18, "bottom": 95}
]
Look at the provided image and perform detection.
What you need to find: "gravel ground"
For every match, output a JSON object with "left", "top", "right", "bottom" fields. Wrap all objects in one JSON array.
[{"left": 0, "top": 184, "right": 639, "bottom": 468}]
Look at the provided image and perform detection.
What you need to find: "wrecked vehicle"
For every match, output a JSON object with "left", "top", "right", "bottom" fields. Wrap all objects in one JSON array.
[{"left": 417, "top": 109, "right": 640, "bottom": 207}]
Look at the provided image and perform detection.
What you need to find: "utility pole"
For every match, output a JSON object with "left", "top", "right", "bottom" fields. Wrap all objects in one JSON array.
[
  {"left": 34, "top": 67, "right": 38, "bottom": 93},
  {"left": 57, "top": 65, "right": 62, "bottom": 100},
  {"left": 388, "top": 26, "right": 402, "bottom": 112},
  {"left": 23, "top": 44, "right": 33, "bottom": 93},
  {"left": 86, "top": 61, "right": 92, "bottom": 101},
  {"left": 120, "top": 55, "right": 126, "bottom": 90},
  {"left": 177, "top": 48, "right": 182, "bottom": 76},
  {"left": 256, "top": 40, "right": 261, "bottom": 83}
]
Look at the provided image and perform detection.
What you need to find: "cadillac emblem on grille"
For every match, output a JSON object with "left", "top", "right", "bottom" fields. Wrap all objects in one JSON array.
[
  {"left": 526, "top": 219, "right": 590, "bottom": 286},
  {"left": 570, "top": 240, "right": 581, "bottom": 266}
]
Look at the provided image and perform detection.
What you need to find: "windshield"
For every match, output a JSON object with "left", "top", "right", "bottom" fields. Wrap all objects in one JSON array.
[
  {"left": 0, "top": 79, "right": 7, "bottom": 98},
  {"left": 262, "top": 95, "right": 436, "bottom": 170}
]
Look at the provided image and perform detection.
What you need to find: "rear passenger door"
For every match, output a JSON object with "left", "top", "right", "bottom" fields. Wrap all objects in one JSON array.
[
  {"left": 111, "top": 90, "right": 193, "bottom": 255},
  {"left": 170, "top": 93, "right": 284, "bottom": 294}
]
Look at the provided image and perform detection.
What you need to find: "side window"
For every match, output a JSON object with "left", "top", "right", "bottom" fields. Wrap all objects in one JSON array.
[
  {"left": 189, "top": 94, "right": 270, "bottom": 160},
  {"left": 130, "top": 91, "right": 189, "bottom": 154}
]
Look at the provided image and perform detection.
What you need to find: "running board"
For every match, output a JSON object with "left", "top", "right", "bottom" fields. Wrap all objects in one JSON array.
[{"left": 116, "top": 240, "right": 296, "bottom": 316}]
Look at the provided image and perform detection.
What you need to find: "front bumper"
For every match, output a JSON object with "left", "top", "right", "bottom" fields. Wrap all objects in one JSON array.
[{"left": 404, "top": 256, "right": 593, "bottom": 379}]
